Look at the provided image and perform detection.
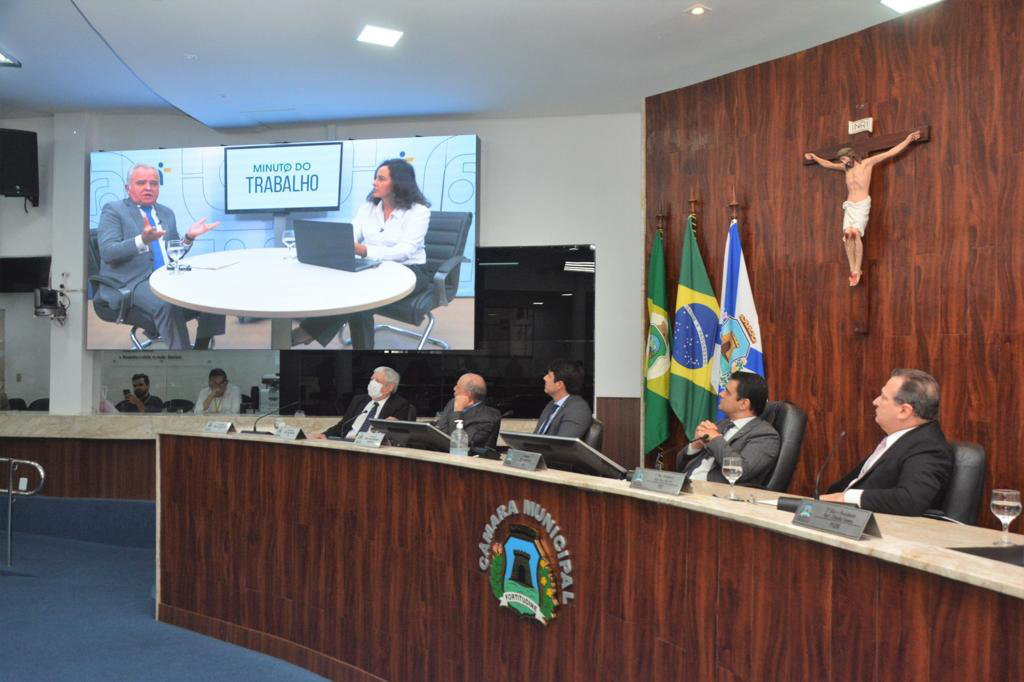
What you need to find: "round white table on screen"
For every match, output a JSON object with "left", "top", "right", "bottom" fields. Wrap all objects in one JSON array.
[{"left": 148, "top": 248, "right": 416, "bottom": 318}]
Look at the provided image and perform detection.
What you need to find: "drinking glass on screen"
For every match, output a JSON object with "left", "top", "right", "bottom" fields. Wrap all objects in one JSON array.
[
  {"left": 722, "top": 456, "right": 743, "bottom": 500},
  {"left": 166, "top": 239, "right": 185, "bottom": 274},
  {"left": 281, "top": 228, "right": 296, "bottom": 259},
  {"left": 991, "top": 489, "right": 1021, "bottom": 546},
  {"left": 294, "top": 409, "right": 305, "bottom": 418}
]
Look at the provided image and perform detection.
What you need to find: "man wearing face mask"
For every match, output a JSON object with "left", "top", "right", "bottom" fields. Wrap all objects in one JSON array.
[{"left": 312, "top": 366, "right": 415, "bottom": 440}]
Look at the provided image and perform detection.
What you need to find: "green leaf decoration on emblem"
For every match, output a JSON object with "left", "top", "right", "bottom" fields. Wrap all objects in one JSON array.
[
  {"left": 536, "top": 559, "right": 557, "bottom": 621},
  {"left": 489, "top": 548, "right": 506, "bottom": 599}
]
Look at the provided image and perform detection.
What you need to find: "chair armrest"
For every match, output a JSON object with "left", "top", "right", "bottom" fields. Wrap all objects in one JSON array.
[
  {"left": 431, "top": 255, "right": 470, "bottom": 306},
  {"left": 87, "top": 274, "right": 135, "bottom": 322}
]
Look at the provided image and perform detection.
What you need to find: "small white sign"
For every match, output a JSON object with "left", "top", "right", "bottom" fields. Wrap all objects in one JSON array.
[
  {"left": 202, "top": 420, "right": 236, "bottom": 433},
  {"left": 848, "top": 117, "right": 874, "bottom": 135},
  {"left": 354, "top": 430, "right": 386, "bottom": 448},
  {"left": 276, "top": 426, "right": 306, "bottom": 440}
]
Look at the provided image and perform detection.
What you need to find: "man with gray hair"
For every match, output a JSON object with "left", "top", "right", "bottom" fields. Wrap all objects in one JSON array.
[
  {"left": 821, "top": 368, "right": 953, "bottom": 516},
  {"left": 433, "top": 372, "right": 502, "bottom": 458},
  {"left": 313, "top": 366, "right": 415, "bottom": 440},
  {"left": 96, "top": 163, "right": 223, "bottom": 349}
]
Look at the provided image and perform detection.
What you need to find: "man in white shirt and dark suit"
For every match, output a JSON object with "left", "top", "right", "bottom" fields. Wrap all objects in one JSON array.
[
  {"left": 533, "top": 359, "right": 593, "bottom": 440},
  {"left": 312, "top": 366, "right": 415, "bottom": 440},
  {"left": 676, "top": 371, "right": 781, "bottom": 488}
]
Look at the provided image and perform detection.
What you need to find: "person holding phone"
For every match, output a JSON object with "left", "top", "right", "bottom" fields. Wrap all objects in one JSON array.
[{"left": 115, "top": 373, "right": 163, "bottom": 413}]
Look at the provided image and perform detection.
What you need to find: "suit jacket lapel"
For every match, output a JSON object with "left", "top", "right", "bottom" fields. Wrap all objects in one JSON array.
[{"left": 856, "top": 423, "right": 929, "bottom": 484}]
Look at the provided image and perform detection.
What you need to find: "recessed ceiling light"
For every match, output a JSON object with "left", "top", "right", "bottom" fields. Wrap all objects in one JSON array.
[
  {"left": 358, "top": 25, "right": 403, "bottom": 47},
  {"left": 686, "top": 3, "right": 711, "bottom": 16},
  {"left": 0, "top": 48, "right": 21, "bottom": 68},
  {"left": 880, "top": 0, "right": 942, "bottom": 14}
]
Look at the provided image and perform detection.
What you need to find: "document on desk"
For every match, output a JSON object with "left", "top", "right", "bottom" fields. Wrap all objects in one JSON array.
[{"left": 189, "top": 261, "right": 239, "bottom": 270}]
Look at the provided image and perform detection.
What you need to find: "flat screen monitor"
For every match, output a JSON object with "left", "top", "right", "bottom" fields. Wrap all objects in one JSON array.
[
  {"left": 368, "top": 419, "right": 452, "bottom": 452},
  {"left": 224, "top": 141, "right": 342, "bottom": 213},
  {"left": 499, "top": 431, "right": 626, "bottom": 480},
  {"left": 0, "top": 256, "right": 51, "bottom": 292}
]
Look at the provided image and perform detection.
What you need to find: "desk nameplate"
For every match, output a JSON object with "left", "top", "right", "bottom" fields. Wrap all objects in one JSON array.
[
  {"left": 630, "top": 468, "right": 686, "bottom": 496},
  {"left": 276, "top": 426, "right": 306, "bottom": 440},
  {"left": 202, "top": 421, "right": 236, "bottom": 434},
  {"left": 504, "top": 449, "right": 546, "bottom": 472},
  {"left": 792, "top": 500, "right": 881, "bottom": 539},
  {"left": 354, "top": 431, "right": 386, "bottom": 448}
]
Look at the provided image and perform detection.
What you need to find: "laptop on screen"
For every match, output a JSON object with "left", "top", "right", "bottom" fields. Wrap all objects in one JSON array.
[{"left": 293, "top": 220, "right": 380, "bottom": 272}]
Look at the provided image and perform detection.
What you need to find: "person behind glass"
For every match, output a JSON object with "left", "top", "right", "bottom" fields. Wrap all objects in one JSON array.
[
  {"left": 310, "top": 366, "right": 415, "bottom": 440},
  {"left": 96, "top": 163, "right": 224, "bottom": 350},
  {"left": 433, "top": 373, "right": 502, "bottom": 457},
  {"left": 534, "top": 359, "right": 593, "bottom": 439},
  {"left": 115, "top": 373, "right": 163, "bottom": 413},
  {"left": 194, "top": 368, "right": 241, "bottom": 415},
  {"left": 292, "top": 158, "right": 433, "bottom": 349}
]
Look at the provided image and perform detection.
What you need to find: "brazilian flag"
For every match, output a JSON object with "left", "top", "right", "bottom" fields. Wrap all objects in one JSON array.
[
  {"left": 669, "top": 215, "right": 720, "bottom": 440},
  {"left": 644, "top": 231, "right": 670, "bottom": 453}
]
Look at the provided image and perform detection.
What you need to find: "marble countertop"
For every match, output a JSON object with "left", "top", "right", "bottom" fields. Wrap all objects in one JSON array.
[{"left": 156, "top": 430, "right": 1024, "bottom": 602}]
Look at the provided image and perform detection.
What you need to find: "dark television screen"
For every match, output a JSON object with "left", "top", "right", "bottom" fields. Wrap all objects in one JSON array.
[{"left": 0, "top": 256, "right": 51, "bottom": 292}]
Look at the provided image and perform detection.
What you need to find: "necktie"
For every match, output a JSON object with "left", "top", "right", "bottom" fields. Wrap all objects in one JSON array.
[
  {"left": 720, "top": 420, "right": 735, "bottom": 438},
  {"left": 358, "top": 402, "right": 379, "bottom": 434},
  {"left": 538, "top": 402, "right": 560, "bottom": 434},
  {"left": 142, "top": 206, "right": 164, "bottom": 270}
]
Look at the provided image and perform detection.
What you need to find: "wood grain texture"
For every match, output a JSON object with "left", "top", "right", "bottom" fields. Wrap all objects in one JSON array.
[
  {"left": 643, "top": 0, "right": 1024, "bottom": 526},
  {"left": 0, "top": 437, "right": 154, "bottom": 499},
  {"left": 159, "top": 436, "right": 1024, "bottom": 681},
  {"left": 596, "top": 397, "right": 641, "bottom": 470}
]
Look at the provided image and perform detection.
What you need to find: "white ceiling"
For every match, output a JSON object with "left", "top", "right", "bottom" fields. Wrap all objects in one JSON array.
[{"left": 0, "top": 0, "right": 902, "bottom": 130}]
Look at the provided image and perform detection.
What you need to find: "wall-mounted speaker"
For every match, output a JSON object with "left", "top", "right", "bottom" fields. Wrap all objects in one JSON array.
[{"left": 0, "top": 128, "right": 40, "bottom": 207}]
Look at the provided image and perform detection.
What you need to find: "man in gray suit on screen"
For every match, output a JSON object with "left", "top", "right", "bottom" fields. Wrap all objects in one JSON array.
[
  {"left": 534, "top": 359, "right": 593, "bottom": 440},
  {"left": 96, "top": 163, "right": 222, "bottom": 349},
  {"left": 676, "top": 371, "right": 781, "bottom": 488}
]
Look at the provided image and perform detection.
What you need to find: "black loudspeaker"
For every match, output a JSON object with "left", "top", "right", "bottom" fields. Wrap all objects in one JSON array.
[{"left": 0, "top": 128, "right": 40, "bottom": 207}]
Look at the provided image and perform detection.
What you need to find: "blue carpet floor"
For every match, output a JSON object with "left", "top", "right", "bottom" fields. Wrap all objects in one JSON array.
[{"left": 0, "top": 532, "right": 326, "bottom": 681}]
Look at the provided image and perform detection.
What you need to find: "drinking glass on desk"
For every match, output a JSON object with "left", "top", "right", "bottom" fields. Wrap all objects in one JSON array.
[
  {"left": 166, "top": 239, "right": 185, "bottom": 274},
  {"left": 281, "top": 228, "right": 296, "bottom": 259},
  {"left": 722, "top": 456, "right": 743, "bottom": 500},
  {"left": 991, "top": 489, "right": 1021, "bottom": 546}
]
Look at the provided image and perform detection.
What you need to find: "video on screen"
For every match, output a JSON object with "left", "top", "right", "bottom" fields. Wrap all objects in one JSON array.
[{"left": 85, "top": 135, "right": 478, "bottom": 352}]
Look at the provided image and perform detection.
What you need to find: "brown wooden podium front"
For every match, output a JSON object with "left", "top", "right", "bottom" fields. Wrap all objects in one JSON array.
[{"left": 157, "top": 434, "right": 1022, "bottom": 681}]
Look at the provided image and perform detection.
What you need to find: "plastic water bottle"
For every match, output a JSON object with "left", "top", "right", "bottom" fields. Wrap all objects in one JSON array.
[{"left": 449, "top": 419, "right": 470, "bottom": 456}]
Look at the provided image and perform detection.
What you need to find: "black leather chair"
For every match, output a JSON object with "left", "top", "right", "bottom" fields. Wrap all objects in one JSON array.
[
  {"left": 27, "top": 398, "right": 49, "bottom": 411},
  {"left": 372, "top": 211, "right": 473, "bottom": 350},
  {"left": 6, "top": 398, "right": 28, "bottom": 411},
  {"left": 760, "top": 400, "right": 808, "bottom": 493},
  {"left": 164, "top": 399, "right": 195, "bottom": 413},
  {"left": 924, "top": 442, "right": 986, "bottom": 525},
  {"left": 583, "top": 417, "right": 604, "bottom": 451},
  {"left": 87, "top": 231, "right": 159, "bottom": 350}
]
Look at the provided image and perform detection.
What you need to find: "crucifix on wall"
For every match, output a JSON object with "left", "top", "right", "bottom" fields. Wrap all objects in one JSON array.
[{"left": 804, "top": 120, "right": 929, "bottom": 287}]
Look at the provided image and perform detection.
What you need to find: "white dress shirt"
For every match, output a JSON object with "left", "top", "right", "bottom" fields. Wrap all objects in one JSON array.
[
  {"left": 352, "top": 201, "right": 430, "bottom": 264},
  {"left": 194, "top": 383, "right": 242, "bottom": 415},
  {"left": 347, "top": 395, "right": 390, "bottom": 438}
]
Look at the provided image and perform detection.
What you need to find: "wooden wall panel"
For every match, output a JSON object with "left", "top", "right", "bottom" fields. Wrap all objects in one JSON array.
[
  {"left": 0, "top": 437, "right": 154, "bottom": 499},
  {"left": 644, "top": 0, "right": 1024, "bottom": 526},
  {"left": 159, "top": 436, "right": 1023, "bottom": 681},
  {"left": 596, "top": 396, "right": 641, "bottom": 470}
]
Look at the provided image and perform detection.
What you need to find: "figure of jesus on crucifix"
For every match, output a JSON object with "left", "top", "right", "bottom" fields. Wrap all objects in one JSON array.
[{"left": 805, "top": 130, "right": 921, "bottom": 286}]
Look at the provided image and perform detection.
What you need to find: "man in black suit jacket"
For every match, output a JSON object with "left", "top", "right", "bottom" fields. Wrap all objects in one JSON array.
[
  {"left": 534, "top": 359, "right": 593, "bottom": 439},
  {"left": 312, "top": 366, "right": 415, "bottom": 440},
  {"left": 676, "top": 371, "right": 781, "bottom": 487},
  {"left": 433, "top": 373, "right": 502, "bottom": 457},
  {"left": 821, "top": 368, "right": 953, "bottom": 516}
]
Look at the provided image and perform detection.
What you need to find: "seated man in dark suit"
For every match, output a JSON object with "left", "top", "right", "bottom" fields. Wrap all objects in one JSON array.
[
  {"left": 97, "top": 163, "right": 224, "bottom": 350},
  {"left": 311, "top": 366, "right": 415, "bottom": 440},
  {"left": 676, "top": 371, "right": 781, "bottom": 487},
  {"left": 433, "top": 373, "right": 502, "bottom": 457},
  {"left": 820, "top": 368, "right": 953, "bottom": 516},
  {"left": 534, "top": 359, "right": 593, "bottom": 439},
  {"left": 115, "top": 373, "right": 163, "bottom": 413}
]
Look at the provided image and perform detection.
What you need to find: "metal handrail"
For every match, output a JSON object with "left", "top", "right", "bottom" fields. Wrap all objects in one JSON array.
[{"left": 2, "top": 457, "right": 46, "bottom": 566}]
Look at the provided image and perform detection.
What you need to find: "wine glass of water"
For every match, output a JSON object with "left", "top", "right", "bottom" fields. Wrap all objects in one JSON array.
[
  {"left": 166, "top": 239, "right": 185, "bottom": 274},
  {"left": 281, "top": 228, "right": 296, "bottom": 259},
  {"left": 722, "top": 456, "right": 743, "bottom": 500},
  {"left": 991, "top": 489, "right": 1021, "bottom": 546}
]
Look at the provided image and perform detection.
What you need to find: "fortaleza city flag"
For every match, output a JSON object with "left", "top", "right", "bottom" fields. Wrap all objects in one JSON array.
[
  {"left": 644, "top": 231, "right": 670, "bottom": 453},
  {"left": 711, "top": 220, "right": 765, "bottom": 408},
  {"left": 669, "top": 215, "right": 720, "bottom": 440}
]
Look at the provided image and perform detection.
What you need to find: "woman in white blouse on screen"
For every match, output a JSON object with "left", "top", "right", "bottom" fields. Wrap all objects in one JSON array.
[{"left": 292, "top": 158, "right": 432, "bottom": 349}]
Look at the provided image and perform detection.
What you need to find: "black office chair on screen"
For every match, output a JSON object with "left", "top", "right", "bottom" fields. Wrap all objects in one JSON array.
[
  {"left": 164, "top": 399, "right": 195, "bottom": 414},
  {"left": 924, "top": 442, "right": 986, "bottom": 525},
  {"left": 371, "top": 211, "right": 473, "bottom": 350},
  {"left": 760, "top": 400, "right": 808, "bottom": 493},
  {"left": 87, "top": 232, "right": 160, "bottom": 350},
  {"left": 6, "top": 398, "right": 28, "bottom": 410},
  {"left": 27, "top": 398, "right": 49, "bottom": 411},
  {"left": 583, "top": 417, "right": 605, "bottom": 451}
]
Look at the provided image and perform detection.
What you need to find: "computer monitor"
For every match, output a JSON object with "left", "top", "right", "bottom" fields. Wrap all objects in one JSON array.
[
  {"left": 499, "top": 432, "right": 626, "bottom": 480},
  {"left": 368, "top": 419, "right": 451, "bottom": 453}
]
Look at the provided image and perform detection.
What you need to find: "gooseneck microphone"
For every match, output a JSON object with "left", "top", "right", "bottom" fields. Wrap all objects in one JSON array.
[
  {"left": 777, "top": 430, "right": 846, "bottom": 512},
  {"left": 251, "top": 401, "right": 301, "bottom": 433}
]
